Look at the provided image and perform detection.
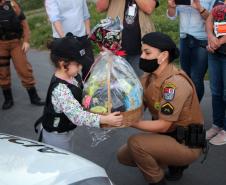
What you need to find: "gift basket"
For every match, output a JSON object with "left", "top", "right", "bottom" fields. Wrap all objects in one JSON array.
[
  {"left": 83, "top": 51, "right": 143, "bottom": 125},
  {"left": 83, "top": 17, "right": 143, "bottom": 126}
]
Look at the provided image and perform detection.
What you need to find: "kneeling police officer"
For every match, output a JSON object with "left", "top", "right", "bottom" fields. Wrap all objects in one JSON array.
[
  {"left": 117, "top": 32, "right": 207, "bottom": 185},
  {"left": 0, "top": 0, "right": 44, "bottom": 109}
]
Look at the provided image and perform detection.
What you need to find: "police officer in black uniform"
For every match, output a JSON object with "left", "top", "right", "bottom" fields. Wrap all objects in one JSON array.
[{"left": 0, "top": 0, "right": 44, "bottom": 109}]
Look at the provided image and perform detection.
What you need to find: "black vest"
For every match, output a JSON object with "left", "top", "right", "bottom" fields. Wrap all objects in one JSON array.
[
  {"left": 0, "top": 1, "right": 22, "bottom": 37},
  {"left": 36, "top": 75, "right": 83, "bottom": 133}
]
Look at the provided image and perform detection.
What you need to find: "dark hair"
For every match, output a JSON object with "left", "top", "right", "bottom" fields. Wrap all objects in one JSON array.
[
  {"left": 142, "top": 32, "right": 179, "bottom": 63},
  {"left": 159, "top": 48, "right": 179, "bottom": 63},
  {"left": 50, "top": 53, "right": 71, "bottom": 69},
  {"left": 47, "top": 40, "right": 71, "bottom": 70}
]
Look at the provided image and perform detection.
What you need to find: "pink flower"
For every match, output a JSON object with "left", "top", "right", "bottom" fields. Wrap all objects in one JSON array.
[{"left": 212, "top": 5, "right": 226, "bottom": 21}]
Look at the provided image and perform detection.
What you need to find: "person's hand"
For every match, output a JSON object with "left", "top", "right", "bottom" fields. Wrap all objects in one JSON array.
[
  {"left": 219, "top": 36, "right": 226, "bottom": 46},
  {"left": 191, "top": 0, "right": 202, "bottom": 11},
  {"left": 207, "top": 34, "right": 220, "bottom": 52},
  {"left": 86, "top": 30, "right": 91, "bottom": 38},
  {"left": 168, "top": 0, "right": 176, "bottom": 8},
  {"left": 22, "top": 42, "right": 30, "bottom": 53},
  {"left": 100, "top": 112, "right": 123, "bottom": 127}
]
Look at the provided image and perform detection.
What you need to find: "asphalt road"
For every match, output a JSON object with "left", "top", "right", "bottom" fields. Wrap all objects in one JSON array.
[{"left": 0, "top": 49, "right": 226, "bottom": 185}]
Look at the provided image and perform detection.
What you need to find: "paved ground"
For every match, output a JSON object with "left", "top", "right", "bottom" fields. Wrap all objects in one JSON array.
[{"left": 0, "top": 50, "right": 226, "bottom": 185}]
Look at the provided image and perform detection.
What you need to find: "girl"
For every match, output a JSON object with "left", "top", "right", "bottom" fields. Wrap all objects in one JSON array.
[{"left": 36, "top": 34, "right": 123, "bottom": 152}]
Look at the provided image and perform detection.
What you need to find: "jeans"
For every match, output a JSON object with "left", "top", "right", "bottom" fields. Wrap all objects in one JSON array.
[
  {"left": 208, "top": 52, "right": 226, "bottom": 131},
  {"left": 180, "top": 35, "right": 208, "bottom": 101}
]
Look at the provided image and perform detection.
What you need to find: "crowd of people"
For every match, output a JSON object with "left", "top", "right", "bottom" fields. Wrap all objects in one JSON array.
[{"left": 0, "top": 0, "right": 226, "bottom": 185}]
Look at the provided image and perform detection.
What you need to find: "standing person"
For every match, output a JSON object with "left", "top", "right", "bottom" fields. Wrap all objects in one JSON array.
[
  {"left": 96, "top": 0, "right": 159, "bottom": 77},
  {"left": 45, "top": 0, "right": 94, "bottom": 81},
  {"left": 167, "top": 0, "right": 215, "bottom": 101},
  {"left": 35, "top": 34, "right": 123, "bottom": 152},
  {"left": 0, "top": 0, "right": 44, "bottom": 110},
  {"left": 205, "top": 0, "right": 226, "bottom": 145},
  {"left": 117, "top": 32, "right": 206, "bottom": 185}
]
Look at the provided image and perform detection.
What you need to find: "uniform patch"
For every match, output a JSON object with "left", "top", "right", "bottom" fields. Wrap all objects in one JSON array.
[
  {"left": 163, "top": 83, "right": 176, "bottom": 101},
  {"left": 154, "top": 102, "right": 161, "bottom": 110},
  {"left": 161, "top": 102, "right": 174, "bottom": 115},
  {"left": 3, "top": 5, "right": 9, "bottom": 10}
]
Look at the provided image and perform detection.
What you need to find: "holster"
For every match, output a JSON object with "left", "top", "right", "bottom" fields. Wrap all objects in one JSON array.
[{"left": 166, "top": 124, "right": 207, "bottom": 149}]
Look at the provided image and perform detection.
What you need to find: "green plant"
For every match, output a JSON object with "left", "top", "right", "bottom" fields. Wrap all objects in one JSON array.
[
  {"left": 27, "top": 14, "right": 52, "bottom": 49},
  {"left": 18, "top": 0, "right": 44, "bottom": 11}
]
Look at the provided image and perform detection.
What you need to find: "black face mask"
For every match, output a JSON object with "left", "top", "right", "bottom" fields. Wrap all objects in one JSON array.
[{"left": 139, "top": 58, "right": 160, "bottom": 73}]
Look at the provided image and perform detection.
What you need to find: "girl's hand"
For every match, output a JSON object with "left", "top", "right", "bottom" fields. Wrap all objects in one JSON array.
[{"left": 100, "top": 112, "right": 123, "bottom": 127}]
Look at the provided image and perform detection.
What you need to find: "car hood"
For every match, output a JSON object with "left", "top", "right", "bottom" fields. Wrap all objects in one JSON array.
[{"left": 0, "top": 133, "right": 108, "bottom": 185}]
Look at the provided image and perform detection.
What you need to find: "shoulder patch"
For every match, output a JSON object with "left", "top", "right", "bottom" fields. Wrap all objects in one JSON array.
[
  {"left": 163, "top": 82, "right": 176, "bottom": 101},
  {"left": 161, "top": 102, "right": 174, "bottom": 115},
  {"left": 3, "top": 4, "right": 10, "bottom": 10},
  {"left": 154, "top": 102, "right": 161, "bottom": 110}
]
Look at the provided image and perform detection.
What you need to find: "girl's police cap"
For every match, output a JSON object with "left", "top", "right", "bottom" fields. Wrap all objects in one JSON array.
[
  {"left": 48, "top": 33, "right": 87, "bottom": 65},
  {"left": 142, "top": 32, "right": 179, "bottom": 62}
]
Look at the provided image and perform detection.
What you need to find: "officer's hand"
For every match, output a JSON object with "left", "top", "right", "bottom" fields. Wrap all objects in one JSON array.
[
  {"left": 130, "top": 121, "right": 140, "bottom": 127},
  {"left": 100, "top": 112, "right": 123, "bottom": 127},
  {"left": 22, "top": 42, "right": 30, "bottom": 53}
]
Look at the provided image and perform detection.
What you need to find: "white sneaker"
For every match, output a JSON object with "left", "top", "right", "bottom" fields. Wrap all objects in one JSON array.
[
  {"left": 209, "top": 130, "right": 226, "bottom": 146},
  {"left": 206, "top": 126, "right": 222, "bottom": 140}
]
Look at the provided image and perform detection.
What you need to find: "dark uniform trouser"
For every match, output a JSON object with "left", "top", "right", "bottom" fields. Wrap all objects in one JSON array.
[
  {"left": 0, "top": 39, "right": 35, "bottom": 89},
  {"left": 117, "top": 133, "right": 201, "bottom": 183}
]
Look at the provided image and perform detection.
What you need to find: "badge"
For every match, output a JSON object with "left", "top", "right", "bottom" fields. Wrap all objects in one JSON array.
[
  {"left": 53, "top": 117, "right": 60, "bottom": 127},
  {"left": 125, "top": 4, "right": 137, "bottom": 24},
  {"left": 163, "top": 83, "right": 176, "bottom": 101},
  {"left": 128, "top": 4, "right": 136, "bottom": 16},
  {"left": 3, "top": 5, "right": 9, "bottom": 10},
  {"left": 154, "top": 102, "right": 161, "bottom": 111},
  {"left": 161, "top": 102, "right": 174, "bottom": 115}
]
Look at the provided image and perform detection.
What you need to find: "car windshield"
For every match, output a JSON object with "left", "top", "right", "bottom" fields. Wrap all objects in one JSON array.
[{"left": 69, "top": 177, "right": 113, "bottom": 185}]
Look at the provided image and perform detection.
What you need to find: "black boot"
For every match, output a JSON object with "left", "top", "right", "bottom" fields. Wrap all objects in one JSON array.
[
  {"left": 2, "top": 88, "right": 14, "bottom": 110},
  {"left": 27, "top": 87, "right": 45, "bottom": 106},
  {"left": 165, "top": 165, "right": 189, "bottom": 181},
  {"left": 149, "top": 178, "right": 166, "bottom": 185}
]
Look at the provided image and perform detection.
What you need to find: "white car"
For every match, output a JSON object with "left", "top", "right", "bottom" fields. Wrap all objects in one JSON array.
[{"left": 0, "top": 133, "right": 114, "bottom": 185}]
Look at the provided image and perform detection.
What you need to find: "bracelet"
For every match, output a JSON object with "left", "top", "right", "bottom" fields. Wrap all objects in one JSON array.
[{"left": 200, "top": 8, "right": 206, "bottom": 14}]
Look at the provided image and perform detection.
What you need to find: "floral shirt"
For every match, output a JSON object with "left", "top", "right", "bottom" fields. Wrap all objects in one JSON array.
[{"left": 51, "top": 77, "right": 100, "bottom": 128}]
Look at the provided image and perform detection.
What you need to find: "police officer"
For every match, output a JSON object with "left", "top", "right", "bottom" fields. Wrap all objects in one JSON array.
[
  {"left": 117, "top": 32, "right": 206, "bottom": 185},
  {"left": 0, "top": 0, "right": 44, "bottom": 109}
]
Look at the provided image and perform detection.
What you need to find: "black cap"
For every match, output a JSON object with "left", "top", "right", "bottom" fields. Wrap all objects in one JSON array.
[
  {"left": 50, "top": 33, "right": 86, "bottom": 65},
  {"left": 142, "top": 32, "right": 179, "bottom": 62}
]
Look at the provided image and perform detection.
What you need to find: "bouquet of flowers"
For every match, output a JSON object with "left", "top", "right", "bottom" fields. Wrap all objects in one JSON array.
[
  {"left": 212, "top": 3, "right": 226, "bottom": 37},
  {"left": 212, "top": 3, "right": 226, "bottom": 55}
]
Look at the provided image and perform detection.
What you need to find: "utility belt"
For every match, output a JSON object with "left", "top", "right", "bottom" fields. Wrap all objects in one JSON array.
[
  {"left": 0, "top": 32, "right": 21, "bottom": 40},
  {"left": 165, "top": 124, "right": 207, "bottom": 148}
]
